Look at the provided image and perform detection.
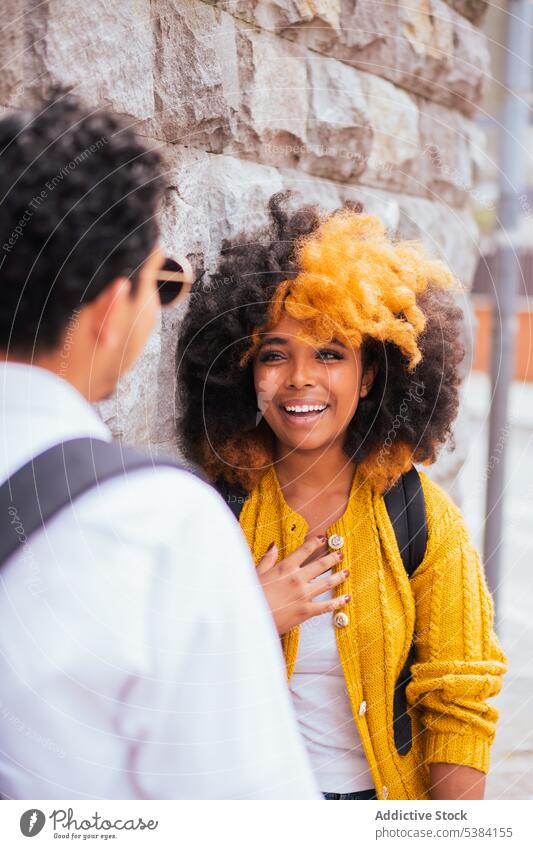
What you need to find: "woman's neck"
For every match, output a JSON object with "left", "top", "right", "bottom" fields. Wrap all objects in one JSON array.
[{"left": 274, "top": 442, "right": 356, "bottom": 502}]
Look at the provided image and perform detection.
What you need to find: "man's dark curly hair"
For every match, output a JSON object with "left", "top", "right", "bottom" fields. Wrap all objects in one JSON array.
[
  {"left": 0, "top": 90, "right": 165, "bottom": 354},
  {"left": 176, "top": 192, "right": 465, "bottom": 493}
]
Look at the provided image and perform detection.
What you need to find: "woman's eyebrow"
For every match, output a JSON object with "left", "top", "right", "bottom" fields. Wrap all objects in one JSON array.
[
  {"left": 259, "top": 336, "right": 288, "bottom": 346},
  {"left": 260, "top": 336, "right": 348, "bottom": 348}
]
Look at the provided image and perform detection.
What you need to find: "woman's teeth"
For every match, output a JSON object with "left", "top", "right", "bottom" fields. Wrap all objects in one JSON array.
[{"left": 283, "top": 404, "right": 327, "bottom": 413}]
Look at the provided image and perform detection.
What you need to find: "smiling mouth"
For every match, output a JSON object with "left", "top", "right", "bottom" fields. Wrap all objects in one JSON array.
[{"left": 280, "top": 403, "right": 329, "bottom": 420}]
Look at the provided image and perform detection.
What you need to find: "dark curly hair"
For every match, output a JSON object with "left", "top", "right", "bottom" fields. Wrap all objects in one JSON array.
[
  {"left": 0, "top": 90, "right": 165, "bottom": 354},
  {"left": 176, "top": 192, "right": 464, "bottom": 493}
]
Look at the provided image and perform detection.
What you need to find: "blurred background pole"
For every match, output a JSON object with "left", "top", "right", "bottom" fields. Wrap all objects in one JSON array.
[{"left": 484, "top": 0, "right": 532, "bottom": 622}]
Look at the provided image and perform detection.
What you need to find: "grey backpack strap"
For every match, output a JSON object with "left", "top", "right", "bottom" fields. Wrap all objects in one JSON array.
[{"left": 0, "top": 437, "right": 196, "bottom": 569}]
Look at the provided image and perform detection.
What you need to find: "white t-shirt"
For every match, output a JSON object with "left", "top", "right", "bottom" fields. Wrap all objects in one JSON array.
[
  {"left": 0, "top": 362, "right": 320, "bottom": 800},
  {"left": 289, "top": 569, "right": 375, "bottom": 794}
]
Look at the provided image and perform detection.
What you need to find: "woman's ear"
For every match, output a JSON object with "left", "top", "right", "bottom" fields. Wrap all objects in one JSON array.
[{"left": 360, "top": 362, "right": 378, "bottom": 398}]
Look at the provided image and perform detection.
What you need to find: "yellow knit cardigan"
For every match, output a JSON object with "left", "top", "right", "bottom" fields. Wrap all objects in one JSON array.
[{"left": 239, "top": 465, "right": 507, "bottom": 801}]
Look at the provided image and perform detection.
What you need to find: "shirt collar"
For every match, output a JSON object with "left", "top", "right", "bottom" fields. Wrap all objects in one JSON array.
[
  {"left": 0, "top": 362, "right": 111, "bottom": 478},
  {"left": 1, "top": 362, "right": 106, "bottom": 426}
]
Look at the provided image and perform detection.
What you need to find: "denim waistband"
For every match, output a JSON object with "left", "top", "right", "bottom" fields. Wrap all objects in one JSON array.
[{"left": 323, "top": 789, "right": 377, "bottom": 800}]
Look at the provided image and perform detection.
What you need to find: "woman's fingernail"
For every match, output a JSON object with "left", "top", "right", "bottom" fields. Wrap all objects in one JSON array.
[
  {"left": 336, "top": 551, "right": 344, "bottom": 561},
  {"left": 343, "top": 594, "right": 351, "bottom": 603},
  {"left": 342, "top": 569, "right": 349, "bottom": 578},
  {"left": 267, "top": 541, "right": 276, "bottom": 552},
  {"left": 317, "top": 534, "right": 326, "bottom": 542}
]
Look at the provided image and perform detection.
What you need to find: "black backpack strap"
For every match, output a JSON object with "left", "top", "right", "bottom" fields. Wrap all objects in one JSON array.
[
  {"left": 384, "top": 466, "right": 428, "bottom": 756},
  {"left": 214, "top": 477, "right": 248, "bottom": 520},
  {"left": 383, "top": 466, "right": 427, "bottom": 577},
  {"left": 0, "top": 437, "right": 196, "bottom": 569}
]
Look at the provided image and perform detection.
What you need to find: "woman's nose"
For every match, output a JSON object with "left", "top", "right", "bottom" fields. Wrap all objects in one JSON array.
[{"left": 286, "top": 358, "right": 316, "bottom": 388}]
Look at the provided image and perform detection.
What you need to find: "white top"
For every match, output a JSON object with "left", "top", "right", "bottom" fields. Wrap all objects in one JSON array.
[
  {"left": 0, "top": 362, "right": 320, "bottom": 801},
  {"left": 289, "top": 570, "right": 375, "bottom": 794}
]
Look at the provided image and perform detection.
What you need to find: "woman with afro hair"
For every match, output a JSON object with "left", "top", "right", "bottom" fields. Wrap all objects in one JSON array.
[{"left": 176, "top": 192, "right": 506, "bottom": 801}]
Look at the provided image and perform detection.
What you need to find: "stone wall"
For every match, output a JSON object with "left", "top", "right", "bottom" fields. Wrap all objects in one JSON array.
[{"left": 1, "top": 0, "right": 490, "bottom": 496}]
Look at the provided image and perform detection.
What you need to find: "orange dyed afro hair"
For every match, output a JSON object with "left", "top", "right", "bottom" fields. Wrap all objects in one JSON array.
[
  {"left": 177, "top": 192, "right": 465, "bottom": 493},
  {"left": 242, "top": 208, "right": 456, "bottom": 370}
]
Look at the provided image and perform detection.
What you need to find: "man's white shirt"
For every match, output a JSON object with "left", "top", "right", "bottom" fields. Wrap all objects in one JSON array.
[{"left": 0, "top": 362, "right": 319, "bottom": 800}]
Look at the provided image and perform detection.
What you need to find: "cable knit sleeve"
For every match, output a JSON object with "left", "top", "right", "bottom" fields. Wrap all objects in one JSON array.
[{"left": 406, "top": 474, "right": 507, "bottom": 775}]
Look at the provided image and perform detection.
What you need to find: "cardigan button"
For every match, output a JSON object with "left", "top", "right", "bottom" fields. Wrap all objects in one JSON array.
[
  {"left": 328, "top": 533, "right": 344, "bottom": 550},
  {"left": 333, "top": 611, "right": 349, "bottom": 628},
  {"left": 358, "top": 700, "right": 367, "bottom": 716}
]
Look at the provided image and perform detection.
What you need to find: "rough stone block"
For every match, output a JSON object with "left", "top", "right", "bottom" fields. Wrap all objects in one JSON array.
[
  {"left": 96, "top": 322, "right": 162, "bottom": 448},
  {"left": 213, "top": 0, "right": 490, "bottom": 116},
  {"left": 417, "top": 99, "right": 475, "bottom": 206},
  {"left": 358, "top": 74, "right": 420, "bottom": 194},
  {"left": 159, "top": 145, "right": 211, "bottom": 271},
  {"left": 302, "top": 54, "right": 372, "bottom": 181},
  {"left": 221, "top": 34, "right": 373, "bottom": 182},
  {"left": 444, "top": 0, "right": 488, "bottom": 24},
  {"left": 147, "top": 0, "right": 230, "bottom": 149},
  {"left": 26, "top": 0, "right": 155, "bottom": 119},
  {"left": 393, "top": 191, "right": 480, "bottom": 285},
  {"left": 244, "top": 29, "right": 309, "bottom": 161},
  {"left": 205, "top": 154, "right": 284, "bottom": 268},
  {"left": 0, "top": 0, "right": 25, "bottom": 108}
]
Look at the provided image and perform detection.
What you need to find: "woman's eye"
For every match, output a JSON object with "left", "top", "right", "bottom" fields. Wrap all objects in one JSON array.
[
  {"left": 317, "top": 349, "right": 344, "bottom": 361},
  {"left": 258, "top": 349, "right": 343, "bottom": 363},
  {"left": 258, "top": 351, "right": 285, "bottom": 362}
]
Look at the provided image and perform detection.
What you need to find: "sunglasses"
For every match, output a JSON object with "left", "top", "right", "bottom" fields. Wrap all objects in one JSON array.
[{"left": 155, "top": 255, "right": 194, "bottom": 307}]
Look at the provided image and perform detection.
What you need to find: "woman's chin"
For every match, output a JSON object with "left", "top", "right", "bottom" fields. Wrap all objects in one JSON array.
[
  {"left": 265, "top": 414, "right": 344, "bottom": 454},
  {"left": 273, "top": 431, "right": 337, "bottom": 454}
]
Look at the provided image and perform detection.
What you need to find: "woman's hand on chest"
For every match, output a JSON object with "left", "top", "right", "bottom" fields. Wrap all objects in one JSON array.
[{"left": 256, "top": 535, "right": 350, "bottom": 636}]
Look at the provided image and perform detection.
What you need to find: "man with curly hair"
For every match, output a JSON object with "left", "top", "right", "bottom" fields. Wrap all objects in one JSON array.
[
  {"left": 0, "top": 98, "right": 320, "bottom": 800},
  {"left": 177, "top": 192, "right": 507, "bottom": 801}
]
